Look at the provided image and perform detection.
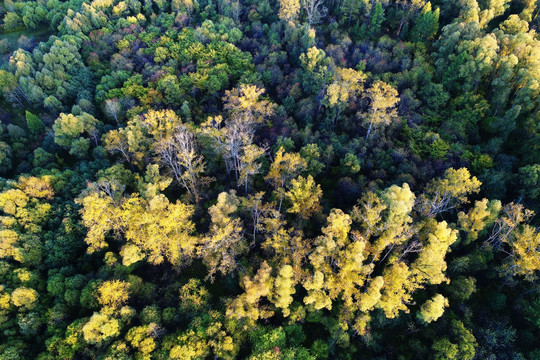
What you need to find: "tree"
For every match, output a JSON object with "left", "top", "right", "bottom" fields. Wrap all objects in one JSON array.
[
  {"left": 154, "top": 125, "right": 207, "bottom": 201},
  {"left": 299, "top": 46, "right": 331, "bottom": 96},
  {"left": 265, "top": 148, "right": 307, "bottom": 212},
  {"left": 10, "top": 287, "right": 38, "bottom": 310},
  {"left": 285, "top": 175, "right": 322, "bottom": 219},
  {"left": 417, "top": 168, "right": 481, "bottom": 217},
  {"left": 417, "top": 294, "right": 449, "bottom": 324},
  {"left": 82, "top": 313, "right": 121, "bottom": 344},
  {"left": 103, "top": 99, "right": 121, "bottom": 124},
  {"left": 227, "top": 261, "right": 274, "bottom": 323},
  {"left": 53, "top": 112, "right": 100, "bottom": 158},
  {"left": 362, "top": 81, "right": 400, "bottom": 141},
  {"left": 97, "top": 280, "right": 130, "bottom": 310},
  {"left": 301, "top": 0, "right": 326, "bottom": 27},
  {"left": 411, "top": 220, "right": 458, "bottom": 285},
  {"left": 458, "top": 199, "right": 501, "bottom": 244},
  {"left": 368, "top": 2, "right": 385, "bottom": 39},
  {"left": 504, "top": 225, "right": 540, "bottom": 281},
  {"left": 378, "top": 262, "right": 414, "bottom": 318},
  {"left": 410, "top": 2, "right": 439, "bottom": 42},
  {"left": 279, "top": 0, "right": 301, "bottom": 23},
  {"left": 223, "top": 85, "right": 276, "bottom": 128},
  {"left": 77, "top": 175, "right": 198, "bottom": 267},
  {"left": 238, "top": 144, "right": 265, "bottom": 193},
  {"left": 273, "top": 265, "right": 296, "bottom": 317},
  {"left": 201, "top": 191, "right": 246, "bottom": 280},
  {"left": 324, "top": 67, "right": 365, "bottom": 128},
  {"left": 25, "top": 111, "right": 44, "bottom": 136}
]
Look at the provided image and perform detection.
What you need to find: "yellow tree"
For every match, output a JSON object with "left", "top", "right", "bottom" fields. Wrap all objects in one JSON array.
[
  {"left": 226, "top": 261, "right": 274, "bottom": 324},
  {"left": 201, "top": 191, "right": 246, "bottom": 280},
  {"left": 285, "top": 175, "right": 322, "bottom": 219},
  {"left": 325, "top": 67, "right": 365, "bottom": 128},
  {"left": 97, "top": 280, "right": 130, "bottom": 311},
  {"left": 411, "top": 219, "right": 458, "bottom": 285},
  {"left": 82, "top": 312, "right": 121, "bottom": 344},
  {"left": 371, "top": 183, "right": 416, "bottom": 261},
  {"left": 142, "top": 109, "right": 183, "bottom": 140},
  {"left": 458, "top": 198, "right": 501, "bottom": 244},
  {"left": 238, "top": 144, "right": 265, "bottom": 193},
  {"left": 279, "top": 0, "right": 301, "bottom": 23},
  {"left": 154, "top": 124, "right": 207, "bottom": 202},
  {"left": 272, "top": 264, "right": 296, "bottom": 317},
  {"left": 417, "top": 294, "right": 449, "bottom": 324},
  {"left": 265, "top": 147, "right": 307, "bottom": 212},
  {"left": 377, "top": 262, "right": 415, "bottom": 318},
  {"left": 504, "top": 224, "right": 540, "bottom": 282},
  {"left": 77, "top": 174, "right": 198, "bottom": 267},
  {"left": 362, "top": 80, "right": 400, "bottom": 141},
  {"left": 103, "top": 116, "right": 149, "bottom": 168},
  {"left": 223, "top": 85, "right": 275, "bottom": 127},
  {"left": 417, "top": 168, "right": 481, "bottom": 217}
]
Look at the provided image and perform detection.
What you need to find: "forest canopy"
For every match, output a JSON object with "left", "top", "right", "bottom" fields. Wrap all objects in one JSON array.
[{"left": 0, "top": 0, "right": 539, "bottom": 359}]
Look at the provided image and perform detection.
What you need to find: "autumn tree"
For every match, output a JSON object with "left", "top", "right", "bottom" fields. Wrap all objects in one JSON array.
[
  {"left": 279, "top": 0, "right": 301, "bottom": 23},
  {"left": 200, "top": 191, "right": 246, "bottom": 280},
  {"left": 285, "top": 175, "right": 322, "bottom": 219},
  {"left": 265, "top": 147, "right": 307, "bottom": 212},
  {"left": 324, "top": 67, "right": 365, "bottom": 128},
  {"left": 361, "top": 80, "right": 400, "bottom": 141},
  {"left": 417, "top": 168, "right": 481, "bottom": 217}
]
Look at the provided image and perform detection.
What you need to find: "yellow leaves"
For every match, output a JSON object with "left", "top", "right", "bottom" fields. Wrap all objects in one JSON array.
[
  {"left": 322, "top": 209, "right": 352, "bottom": 247},
  {"left": 78, "top": 192, "right": 118, "bottom": 253},
  {"left": 119, "top": 244, "right": 144, "bottom": 266},
  {"left": 458, "top": 198, "right": 501, "bottom": 243},
  {"left": 357, "top": 276, "right": 384, "bottom": 313},
  {"left": 278, "top": 0, "right": 300, "bottom": 22},
  {"left": 223, "top": 84, "right": 275, "bottom": 125},
  {"left": 507, "top": 225, "right": 540, "bottom": 281},
  {"left": 227, "top": 261, "right": 274, "bottom": 323},
  {"left": 273, "top": 265, "right": 296, "bottom": 317},
  {"left": 412, "top": 220, "right": 458, "bottom": 285},
  {"left": 0, "top": 229, "right": 19, "bottom": 259},
  {"left": 265, "top": 147, "right": 307, "bottom": 192},
  {"left": 0, "top": 285, "right": 10, "bottom": 310},
  {"left": 300, "top": 47, "right": 328, "bottom": 73},
  {"left": 97, "top": 280, "right": 130, "bottom": 309},
  {"left": 53, "top": 112, "right": 99, "bottom": 148},
  {"left": 82, "top": 312, "right": 121, "bottom": 344},
  {"left": 419, "top": 168, "right": 481, "bottom": 217},
  {"left": 202, "top": 191, "right": 246, "bottom": 279},
  {"left": 350, "top": 191, "right": 387, "bottom": 238},
  {"left": 0, "top": 189, "right": 28, "bottom": 216},
  {"left": 244, "top": 261, "right": 274, "bottom": 304},
  {"left": 325, "top": 67, "right": 365, "bottom": 107},
  {"left": 378, "top": 262, "right": 413, "bottom": 318},
  {"left": 285, "top": 175, "right": 322, "bottom": 219},
  {"left": 170, "top": 329, "right": 209, "bottom": 360},
  {"left": 10, "top": 286, "right": 38, "bottom": 310},
  {"left": 142, "top": 109, "right": 182, "bottom": 139},
  {"left": 126, "top": 326, "right": 157, "bottom": 357},
  {"left": 417, "top": 294, "right": 449, "bottom": 324},
  {"left": 303, "top": 271, "right": 332, "bottom": 310},
  {"left": 364, "top": 80, "right": 400, "bottom": 126},
  {"left": 371, "top": 183, "right": 416, "bottom": 259},
  {"left": 179, "top": 279, "right": 210, "bottom": 312},
  {"left": 78, "top": 185, "right": 197, "bottom": 266},
  {"left": 170, "top": 311, "right": 237, "bottom": 360},
  {"left": 429, "top": 168, "right": 481, "bottom": 204},
  {"left": 17, "top": 176, "right": 54, "bottom": 199}
]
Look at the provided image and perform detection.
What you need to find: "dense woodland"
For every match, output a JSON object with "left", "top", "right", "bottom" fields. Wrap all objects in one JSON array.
[{"left": 0, "top": 0, "right": 539, "bottom": 359}]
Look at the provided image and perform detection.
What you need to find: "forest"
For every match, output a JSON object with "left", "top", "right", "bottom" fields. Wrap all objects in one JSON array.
[{"left": 0, "top": 0, "right": 539, "bottom": 359}]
